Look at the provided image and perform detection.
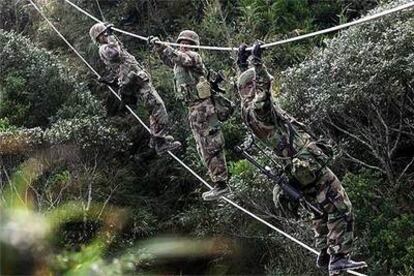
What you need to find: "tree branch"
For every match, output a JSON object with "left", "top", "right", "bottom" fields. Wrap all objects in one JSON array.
[
  {"left": 397, "top": 156, "right": 414, "bottom": 183},
  {"left": 343, "top": 151, "right": 385, "bottom": 173}
]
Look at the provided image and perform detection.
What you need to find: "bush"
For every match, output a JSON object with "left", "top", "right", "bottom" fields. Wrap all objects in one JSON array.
[
  {"left": 0, "top": 30, "right": 97, "bottom": 128},
  {"left": 281, "top": 0, "right": 414, "bottom": 184},
  {"left": 344, "top": 171, "right": 414, "bottom": 273}
]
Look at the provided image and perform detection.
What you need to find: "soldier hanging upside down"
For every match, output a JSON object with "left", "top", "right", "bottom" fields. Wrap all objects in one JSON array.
[
  {"left": 89, "top": 22, "right": 181, "bottom": 155},
  {"left": 236, "top": 42, "right": 367, "bottom": 275},
  {"left": 149, "top": 30, "right": 230, "bottom": 201}
]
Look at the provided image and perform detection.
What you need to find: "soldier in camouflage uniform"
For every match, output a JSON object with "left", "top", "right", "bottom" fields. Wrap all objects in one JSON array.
[
  {"left": 149, "top": 30, "right": 229, "bottom": 201},
  {"left": 89, "top": 22, "right": 181, "bottom": 155},
  {"left": 236, "top": 43, "right": 367, "bottom": 275}
]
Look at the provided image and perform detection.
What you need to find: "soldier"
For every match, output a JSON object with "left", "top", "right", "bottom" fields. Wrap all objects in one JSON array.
[
  {"left": 236, "top": 42, "right": 367, "bottom": 275},
  {"left": 149, "top": 30, "right": 229, "bottom": 201},
  {"left": 89, "top": 22, "right": 181, "bottom": 155}
]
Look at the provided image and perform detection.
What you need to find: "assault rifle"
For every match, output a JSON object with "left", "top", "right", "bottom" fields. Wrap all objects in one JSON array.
[{"left": 234, "top": 146, "right": 324, "bottom": 216}]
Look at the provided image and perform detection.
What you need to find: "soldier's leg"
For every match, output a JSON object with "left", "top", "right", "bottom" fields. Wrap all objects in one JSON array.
[
  {"left": 315, "top": 169, "right": 366, "bottom": 274},
  {"left": 139, "top": 81, "right": 181, "bottom": 154},
  {"left": 202, "top": 128, "right": 228, "bottom": 183},
  {"left": 315, "top": 169, "right": 353, "bottom": 255},
  {"left": 139, "top": 81, "right": 169, "bottom": 138},
  {"left": 188, "top": 99, "right": 228, "bottom": 200},
  {"left": 312, "top": 212, "right": 330, "bottom": 268}
]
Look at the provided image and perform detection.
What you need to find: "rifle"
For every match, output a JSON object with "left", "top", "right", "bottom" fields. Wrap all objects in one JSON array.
[{"left": 234, "top": 146, "right": 324, "bottom": 216}]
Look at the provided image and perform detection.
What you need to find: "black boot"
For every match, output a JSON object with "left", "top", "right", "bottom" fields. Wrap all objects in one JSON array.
[
  {"left": 154, "top": 135, "right": 182, "bottom": 155},
  {"left": 202, "top": 181, "right": 230, "bottom": 201},
  {"left": 316, "top": 247, "right": 330, "bottom": 268},
  {"left": 329, "top": 254, "right": 367, "bottom": 275}
]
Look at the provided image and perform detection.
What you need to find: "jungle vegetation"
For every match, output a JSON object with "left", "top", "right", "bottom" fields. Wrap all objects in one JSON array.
[{"left": 1, "top": 0, "right": 413, "bottom": 275}]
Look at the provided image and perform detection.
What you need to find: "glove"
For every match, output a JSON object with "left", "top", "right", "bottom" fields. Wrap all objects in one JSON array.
[
  {"left": 148, "top": 35, "right": 161, "bottom": 50},
  {"left": 104, "top": 23, "right": 114, "bottom": 35},
  {"left": 273, "top": 184, "right": 300, "bottom": 219},
  {"left": 237, "top": 43, "right": 251, "bottom": 71},
  {"left": 251, "top": 41, "right": 263, "bottom": 62}
]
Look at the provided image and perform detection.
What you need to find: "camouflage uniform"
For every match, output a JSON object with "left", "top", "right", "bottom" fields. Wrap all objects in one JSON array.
[
  {"left": 99, "top": 36, "right": 170, "bottom": 142},
  {"left": 237, "top": 51, "right": 354, "bottom": 258},
  {"left": 90, "top": 23, "right": 180, "bottom": 153},
  {"left": 153, "top": 34, "right": 228, "bottom": 187}
]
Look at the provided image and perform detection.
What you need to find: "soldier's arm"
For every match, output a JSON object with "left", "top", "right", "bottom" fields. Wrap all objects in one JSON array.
[
  {"left": 98, "top": 41, "right": 121, "bottom": 86},
  {"left": 253, "top": 61, "right": 273, "bottom": 88},
  {"left": 251, "top": 57, "right": 273, "bottom": 111},
  {"left": 160, "top": 47, "right": 203, "bottom": 68},
  {"left": 99, "top": 37, "right": 121, "bottom": 62},
  {"left": 153, "top": 45, "right": 174, "bottom": 68}
]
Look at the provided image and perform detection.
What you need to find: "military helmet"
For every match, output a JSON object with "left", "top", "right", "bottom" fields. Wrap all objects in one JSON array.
[
  {"left": 237, "top": 68, "right": 256, "bottom": 89},
  {"left": 89, "top": 22, "right": 109, "bottom": 43},
  {"left": 176, "top": 30, "right": 200, "bottom": 46}
]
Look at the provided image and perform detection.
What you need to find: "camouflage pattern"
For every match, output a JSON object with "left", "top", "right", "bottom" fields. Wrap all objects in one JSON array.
[
  {"left": 155, "top": 42, "right": 228, "bottom": 184},
  {"left": 98, "top": 35, "right": 170, "bottom": 141},
  {"left": 238, "top": 59, "right": 353, "bottom": 256},
  {"left": 157, "top": 46, "right": 206, "bottom": 103},
  {"left": 310, "top": 168, "right": 353, "bottom": 256},
  {"left": 176, "top": 30, "right": 200, "bottom": 46},
  {"left": 189, "top": 98, "right": 228, "bottom": 183}
]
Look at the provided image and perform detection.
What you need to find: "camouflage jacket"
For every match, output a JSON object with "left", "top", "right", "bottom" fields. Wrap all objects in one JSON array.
[
  {"left": 239, "top": 61, "right": 310, "bottom": 157},
  {"left": 157, "top": 46, "right": 207, "bottom": 103},
  {"left": 99, "top": 36, "right": 150, "bottom": 92}
]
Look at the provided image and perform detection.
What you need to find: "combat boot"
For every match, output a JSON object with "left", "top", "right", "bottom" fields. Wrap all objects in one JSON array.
[
  {"left": 154, "top": 135, "right": 182, "bottom": 155},
  {"left": 202, "top": 181, "right": 230, "bottom": 201},
  {"left": 316, "top": 247, "right": 330, "bottom": 268},
  {"left": 329, "top": 254, "right": 367, "bottom": 275}
]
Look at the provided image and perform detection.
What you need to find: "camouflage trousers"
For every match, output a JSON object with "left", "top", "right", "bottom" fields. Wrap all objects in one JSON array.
[
  {"left": 308, "top": 168, "right": 354, "bottom": 256},
  {"left": 188, "top": 98, "right": 228, "bottom": 183},
  {"left": 120, "top": 79, "right": 170, "bottom": 142}
]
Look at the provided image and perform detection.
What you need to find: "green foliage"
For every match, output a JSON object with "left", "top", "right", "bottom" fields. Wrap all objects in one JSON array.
[
  {"left": 344, "top": 171, "right": 414, "bottom": 273},
  {"left": 0, "top": 0, "right": 31, "bottom": 33},
  {"left": 238, "top": 0, "right": 314, "bottom": 37},
  {"left": 45, "top": 116, "right": 129, "bottom": 154},
  {"left": 282, "top": 0, "right": 414, "bottom": 121},
  {"left": 0, "top": 118, "right": 15, "bottom": 132},
  {"left": 281, "top": 0, "right": 414, "bottom": 183},
  {"left": 0, "top": 30, "right": 97, "bottom": 128},
  {"left": 2, "top": 0, "right": 413, "bottom": 275}
]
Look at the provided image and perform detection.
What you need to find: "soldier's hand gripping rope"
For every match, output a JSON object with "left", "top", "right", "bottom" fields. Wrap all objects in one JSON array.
[
  {"left": 237, "top": 43, "right": 251, "bottom": 72},
  {"left": 147, "top": 35, "right": 161, "bottom": 49}
]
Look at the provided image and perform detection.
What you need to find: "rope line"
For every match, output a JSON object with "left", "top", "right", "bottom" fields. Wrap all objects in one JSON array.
[
  {"left": 29, "top": 1, "right": 367, "bottom": 275},
  {"left": 94, "top": 0, "right": 105, "bottom": 22},
  {"left": 62, "top": 0, "right": 414, "bottom": 51}
]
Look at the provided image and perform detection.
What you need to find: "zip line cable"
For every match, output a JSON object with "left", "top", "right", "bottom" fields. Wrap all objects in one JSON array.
[
  {"left": 94, "top": 0, "right": 105, "bottom": 22},
  {"left": 28, "top": 1, "right": 367, "bottom": 275},
  {"left": 62, "top": 0, "right": 414, "bottom": 51}
]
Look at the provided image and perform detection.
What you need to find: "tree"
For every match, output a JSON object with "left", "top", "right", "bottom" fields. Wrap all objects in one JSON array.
[
  {"left": 281, "top": 0, "right": 414, "bottom": 185},
  {"left": 0, "top": 30, "right": 97, "bottom": 128}
]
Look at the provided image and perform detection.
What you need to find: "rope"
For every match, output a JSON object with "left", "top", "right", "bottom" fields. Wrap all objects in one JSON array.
[
  {"left": 94, "top": 0, "right": 105, "bottom": 22},
  {"left": 28, "top": 1, "right": 367, "bottom": 275},
  {"left": 62, "top": 0, "right": 414, "bottom": 52},
  {"left": 257, "top": 1, "right": 414, "bottom": 50}
]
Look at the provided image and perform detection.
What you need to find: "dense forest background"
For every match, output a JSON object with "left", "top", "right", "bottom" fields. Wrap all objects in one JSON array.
[{"left": 1, "top": 0, "right": 413, "bottom": 275}]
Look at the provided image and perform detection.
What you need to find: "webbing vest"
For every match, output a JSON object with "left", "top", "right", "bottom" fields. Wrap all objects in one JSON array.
[{"left": 174, "top": 65, "right": 203, "bottom": 103}]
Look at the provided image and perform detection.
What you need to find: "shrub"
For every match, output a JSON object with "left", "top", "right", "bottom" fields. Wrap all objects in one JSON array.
[
  {"left": 281, "top": 0, "right": 414, "bottom": 184},
  {"left": 0, "top": 30, "right": 97, "bottom": 128}
]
